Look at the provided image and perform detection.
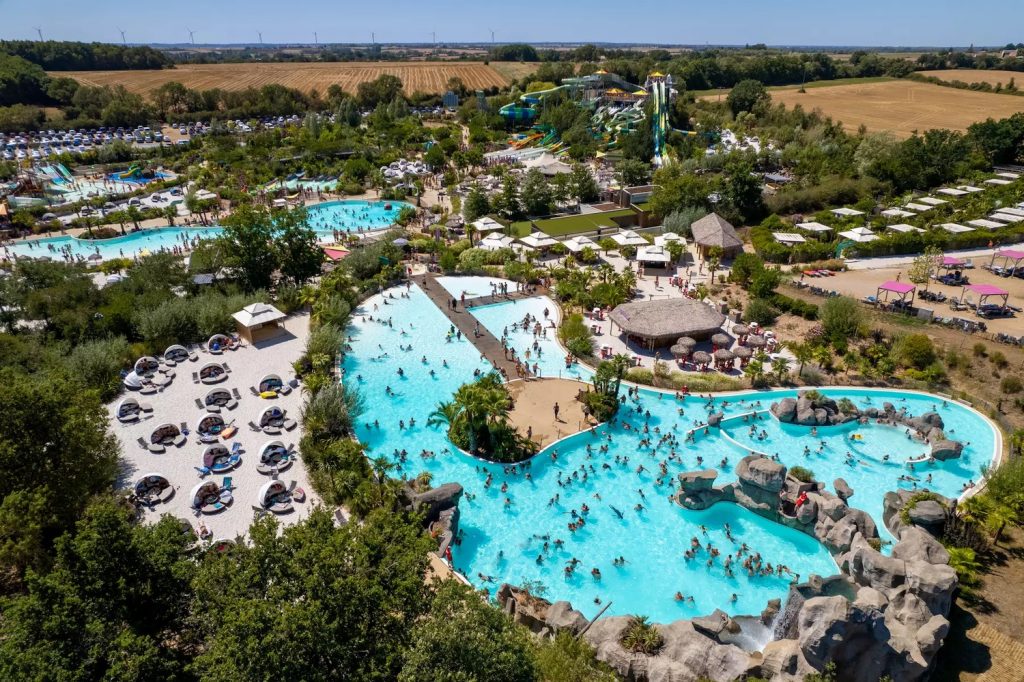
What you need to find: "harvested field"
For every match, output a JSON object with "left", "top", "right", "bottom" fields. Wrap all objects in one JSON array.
[
  {"left": 490, "top": 61, "right": 542, "bottom": 82},
  {"left": 55, "top": 61, "right": 513, "bottom": 97},
  {"left": 768, "top": 79, "right": 1024, "bottom": 137},
  {"left": 919, "top": 69, "right": 1024, "bottom": 87}
]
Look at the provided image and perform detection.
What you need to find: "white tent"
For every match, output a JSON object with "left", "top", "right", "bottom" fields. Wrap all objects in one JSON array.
[
  {"left": 831, "top": 207, "right": 864, "bottom": 217},
  {"left": 838, "top": 227, "right": 878, "bottom": 243},
  {"left": 917, "top": 197, "right": 947, "bottom": 206},
  {"left": 478, "top": 232, "right": 516, "bottom": 251},
  {"left": 232, "top": 302, "right": 287, "bottom": 343},
  {"left": 472, "top": 217, "right": 504, "bottom": 233},
  {"left": 654, "top": 232, "right": 684, "bottom": 246},
  {"left": 904, "top": 203, "right": 933, "bottom": 212},
  {"left": 610, "top": 230, "right": 649, "bottom": 247},
  {"left": 795, "top": 221, "right": 833, "bottom": 233},
  {"left": 968, "top": 218, "right": 1006, "bottom": 230},
  {"left": 562, "top": 235, "right": 597, "bottom": 253},
  {"left": 887, "top": 224, "right": 925, "bottom": 234},
  {"left": 636, "top": 244, "right": 672, "bottom": 264},
  {"left": 881, "top": 208, "right": 916, "bottom": 218},
  {"left": 939, "top": 223, "right": 974, "bottom": 234},
  {"left": 518, "top": 232, "right": 558, "bottom": 249},
  {"left": 773, "top": 232, "right": 806, "bottom": 245}
]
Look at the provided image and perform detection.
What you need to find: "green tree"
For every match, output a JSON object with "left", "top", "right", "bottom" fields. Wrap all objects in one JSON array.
[
  {"left": 819, "top": 296, "right": 863, "bottom": 349},
  {"left": 727, "top": 79, "right": 770, "bottom": 116},
  {"left": 462, "top": 183, "right": 491, "bottom": 224},
  {"left": 219, "top": 203, "right": 279, "bottom": 292},
  {"left": 275, "top": 208, "right": 325, "bottom": 285},
  {"left": 493, "top": 174, "right": 523, "bottom": 220},
  {"left": 616, "top": 159, "right": 651, "bottom": 187},
  {"left": 521, "top": 168, "right": 553, "bottom": 216},
  {"left": 907, "top": 245, "right": 942, "bottom": 291},
  {"left": 399, "top": 582, "right": 538, "bottom": 682},
  {"left": 569, "top": 163, "right": 599, "bottom": 205}
]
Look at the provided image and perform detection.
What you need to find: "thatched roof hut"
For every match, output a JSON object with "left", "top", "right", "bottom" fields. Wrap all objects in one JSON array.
[
  {"left": 670, "top": 344, "right": 691, "bottom": 358},
  {"left": 711, "top": 332, "right": 731, "bottom": 348},
  {"left": 692, "top": 350, "right": 711, "bottom": 365},
  {"left": 608, "top": 299, "right": 725, "bottom": 349},
  {"left": 746, "top": 334, "right": 767, "bottom": 348},
  {"left": 676, "top": 336, "right": 697, "bottom": 349},
  {"left": 713, "top": 348, "right": 735, "bottom": 362},
  {"left": 691, "top": 213, "right": 743, "bottom": 259},
  {"left": 733, "top": 346, "right": 753, "bottom": 359}
]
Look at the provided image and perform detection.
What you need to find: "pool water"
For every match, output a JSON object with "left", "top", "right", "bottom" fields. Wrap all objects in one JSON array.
[
  {"left": 306, "top": 199, "right": 411, "bottom": 235},
  {"left": 5, "top": 226, "right": 222, "bottom": 261},
  {"left": 341, "top": 281, "right": 998, "bottom": 623}
]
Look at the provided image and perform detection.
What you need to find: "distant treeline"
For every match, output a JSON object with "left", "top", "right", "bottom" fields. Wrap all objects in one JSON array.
[
  {"left": 916, "top": 48, "right": 1024, "bottom": 73},
  {"left": 0, "top": 40, "right": 172, "bottom": 70}
]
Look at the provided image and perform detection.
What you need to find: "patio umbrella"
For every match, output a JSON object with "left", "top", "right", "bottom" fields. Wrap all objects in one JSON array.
[
  {"left": 87, "top": 252, "right": 103, "bottom": 261},
  {"left": 732, "top": 324, "right": 750, "bottom": 337},
  {"left": 669, "top": 343, "right": 691, "bottom": 359},
  {"left": 692, "top": 350, "right": 711, "bottom": 365},
  {"left": 733, "top": 346, "right": 753, "bottom": 360},
  {"left": 392, "top": 238, "right": 410, "bottom": 246},
  {"left": 746, "top": 334, "right": 767, "bottom": 348},
  {"left": 676, "top": 336, "right": 697, "bottom": 350},
  {"left": 713, "top": 348, "right": 736, "bottom": 362},
  {"left": 711, "top": 332, "right": 731, "bottom": 348}
]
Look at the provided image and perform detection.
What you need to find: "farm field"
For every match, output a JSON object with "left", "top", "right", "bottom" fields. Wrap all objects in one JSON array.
[
  {"left": 489, "top": 61, "right": 542, "bottom": 82},
  {"left": 54, "top": 61, "right": 521, "bottom": 97},
  {"left": 919, "top": 68, "right": 1024, "bottom": 87},
  {"left": 768, "top": 79, "right": 1024, "bottom": 137}
]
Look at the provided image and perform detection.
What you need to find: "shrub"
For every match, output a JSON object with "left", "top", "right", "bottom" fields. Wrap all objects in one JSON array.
[
  {"left": 1001, "top": 376, "right": 1023, "bottom": 394},
  {"left": 972, "top": 342, "right": 988, "bottom": 358},
  {"left": 990, "top": 351, "right": 1009, "bottom": 369},
  {"left": 819, "top": 296, "right": 863, "bottom": 346},
  {"left": 892, "top": 334, "right": 936, "bottom": 370},
  {"left": 743, "top": 298, "right": 779, "bottom": 326},
  {"left": 64, "top": 336, "right": 132, "bottom": 401},
  {"left": 620, "top": 615, "right": 664, "bottom": 655},
  {"left": 788, "top": 465, "right": 815, "bottom": 483},
  {"left": 559, "top": 313, "right": 595, "bottom": 359},
  {"left": 771, "top": 293, "right": 818, "bottom": 320}
]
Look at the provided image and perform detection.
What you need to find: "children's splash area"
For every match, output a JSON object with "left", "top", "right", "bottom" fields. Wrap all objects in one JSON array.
[
  {"left": 342, "top": 278, "right": 998, "bottom": 624},
  {"left": 5, "top": 200, "right": 412, "bottom": 261}
]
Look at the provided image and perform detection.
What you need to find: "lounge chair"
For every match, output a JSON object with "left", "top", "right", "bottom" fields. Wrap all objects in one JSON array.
[
  {"left": 283, "top": 418, "right": 297, "bottom": 431},
  {"left": 248, "top": 421, "right": 260, "bottom": 431},
  {"left": 194, "top": 466, "right": 210, "bottom": 477},
  {"left": 263, "top": 425, "right": 282, "bottom": 435},
  {"left": 225, "top": 399, "right": 238, "bottom": 411},
  {"left": 164, "top": 359, "right": 177, "bottom": 367},
  {"left": 140, "top": 386, "right": 157, "bottom": 395},
  {"left": 120, "top": 413, "right": 140, "bottom": 424},
  {"left": 194, "top": 398, "right": 204, "bottom": 409},
  {"left": 230, "top": 442, "right": 243, "bottom": 454},
  {"left": 148, "top": 443, "right": 165, "bottom": 454},
  {"left": 232, "top": 388, "right": 242, "bottom": 399},
  {"left": 180, "top": 422, "right": 189, "bottom": 434},
  {"left": 222, "top": 476, "right": 234, "bottom": 491},
  {"left": 206, "top": 404, "right": 221, "bottom": 413},
  {"left": 136, "top": 436, "right": 148, "bottom": 449},
  {"left": 188, "top": 352, "right": 198, "bottom": 362},
  {"left": 222, "top": 363, "right": 231, "bottom": 373},
  {"left": 278, "top": 385, "right": 292, "bottom": 395},
  {"left": 138, "top": 402, "right": 153, "bottom": 412},
  {"left": 249, "top": 386, "right": 260, "bottom": 396},
  {"left": 192, "top": 372, "right": 200, "bottom": 384},
  {"left": 173, "top": 434, "right": 187, "bottom": 447}
]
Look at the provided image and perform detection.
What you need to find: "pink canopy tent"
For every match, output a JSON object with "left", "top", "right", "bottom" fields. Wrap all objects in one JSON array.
[
  {"left": 875, "top": 280, "right": 916, "bottom": 308},
  {"left": 962, "top": 283, "right": 1009, "bottom": 309},
  {"left": 989, "top": 248, "right": 1024, "bottom": 276},
  {"left": 936, "top": 255, "right": 966, "bottom": 274}
]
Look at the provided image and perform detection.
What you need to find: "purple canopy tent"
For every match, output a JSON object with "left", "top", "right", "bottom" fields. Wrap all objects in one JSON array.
[
  {"left": 875, "top": 280, "right": 916, "bottom": 308},
  {"left": 988, "top": 248, "right": 1024, "bottom": 277},
  {"left": 962, "top": 283, "right": 1009, "bottom": 312}
]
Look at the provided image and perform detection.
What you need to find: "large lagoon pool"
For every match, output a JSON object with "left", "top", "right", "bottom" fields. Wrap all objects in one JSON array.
[
  {"left": 342, "top": 280, "right": 998, "bottom": 623},
  {"left": 6, "top": 200, "right": 411, "bottom": 261}
]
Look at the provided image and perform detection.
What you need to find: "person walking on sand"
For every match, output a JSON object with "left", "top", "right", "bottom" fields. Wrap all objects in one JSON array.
[{"left": 554, "top": 402, "right": 560, "bottom": 421}]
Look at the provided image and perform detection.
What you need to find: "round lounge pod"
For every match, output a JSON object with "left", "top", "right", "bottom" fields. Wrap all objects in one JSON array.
[
  {"left": 134, "top": 356, "right": 160, "bottom": 375},
  {"left": 199, "top": 362, "right": 227, "bottom": 383},
  {"left": 205, "top": 388, "right": 232, "bottom": 407},
  {"left": 164, "top": 344, "right": 189, "bottom": 363},
  {"left": 207, "top": 334, "right": 233, "bottom": 352},
  {"left": 258, "top": 374, "right": 284, "bottom": 393},
  {"left": 258, "top": 405, "right": 286, "bottom": 428},
  {"left": 257, "top": 440, "right": 293, "bottom": 473},
  {"left": 196, "top": 413, "right": 226, "bottom": 439},
  {"left": 123, "top": 371, "right": 144, "bottom": 390},
  {"left": 202, "top": 444, "right": 232, "bottom": 468},
  {"left": 150, "top": 423, "right": 180, "bottom": 445},
  {"left": 608, "top": 299, "right": 726, "bottom": 349},
  {"left": 117, "top": 397, "right": 141, "bottom": 421},
  {"left": 134, "top": 473, "right": 173, "bottom": 503},
  {"left": 257, "top": 479, "right": 294, "bottom": 514},
  {"left": 190, "top": 480, "right": 230, "bottom": 513}
]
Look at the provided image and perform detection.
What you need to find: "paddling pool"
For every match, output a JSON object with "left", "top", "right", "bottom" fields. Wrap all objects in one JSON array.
[{"left": 341, "top": 279, "right": 999, "bottom": 623}]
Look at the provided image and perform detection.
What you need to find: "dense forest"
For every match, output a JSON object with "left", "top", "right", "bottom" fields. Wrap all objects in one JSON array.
[{"left": 0, "top": 40, "right": 172, "bottom": 70}]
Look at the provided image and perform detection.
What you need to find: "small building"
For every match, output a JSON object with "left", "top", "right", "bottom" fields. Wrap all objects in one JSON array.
[
  {"left": 616, "top": 185, "right": 658, "bottom": 209},
  {"left": 442, "top": 90, "right": 459, "bottom": 110},
  {"left": 608, "top": 299, "right": 726, "bottom": 349},
  {"left": 636, "top": 244, "right": 672, "bottom": 267},
  {"left": 837, "top": 226, "right": 878, "bottom": 243},
  {"left": 773, "top": 232, "right": 806, "bottom": 246},
  {"left": 232, "top": 303, "right": 287, "bottom": 344},
  {"left": 690, "top": 212, "right": 743, "bottom": 260}
]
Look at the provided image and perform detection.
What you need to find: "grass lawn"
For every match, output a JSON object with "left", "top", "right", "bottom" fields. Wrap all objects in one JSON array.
[{"left": 512, "top": 209, "right": 638, "bottom": 237}]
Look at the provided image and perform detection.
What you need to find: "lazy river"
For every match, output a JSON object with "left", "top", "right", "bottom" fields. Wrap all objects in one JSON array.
[{"left": 342, "top": 280, "right": 998, "bottom": 623}]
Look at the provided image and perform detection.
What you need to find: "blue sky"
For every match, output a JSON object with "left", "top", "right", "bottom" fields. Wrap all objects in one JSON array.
[{"left": 2, "top": 0, "right": 1022, "bottom": 47}]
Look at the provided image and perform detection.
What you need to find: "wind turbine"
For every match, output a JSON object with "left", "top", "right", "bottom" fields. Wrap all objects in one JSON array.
[
  {"left": 186, "top": 28, "right": 196, "bottom": 45},
  {"left": 313, "top": 31, "right": 318, "bottom": 47},
  {"left": 117, "top": 27, "right": 127, "bottom": 46},
  {"left": 34, "top": 26, "right": 43, "bottom": 41},
  {"left": 258, "top": 31, "right": 263, "bottom": 46},
  {"left": 489, "top": 29, "right": 495, "bottom": 45}
]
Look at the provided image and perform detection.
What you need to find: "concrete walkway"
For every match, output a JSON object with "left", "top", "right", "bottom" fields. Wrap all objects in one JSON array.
[{"left": 412, "top": 275, "right": 521, "bottom": 377}]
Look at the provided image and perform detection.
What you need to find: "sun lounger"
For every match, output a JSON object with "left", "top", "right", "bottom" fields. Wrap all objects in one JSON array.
[
  {"left": 249, "top": 387, "right": 259, "bottom": 396},
  {"left": 222, "top": 363, "right": 231, "bottom": 373},
  {"left": 164, "top": 359, "right": 177, "bottom": 367},
  {"left": 206, "top": 404, "right": 221, "bottom": 413},
  {"left": 173, "top": 434, "right": 187, "bottom": 447},
  {"left": 140, "top": 385, "right": 157, "bottom": 395},
  {"left": 222, "top": 476, "right": 234, "bottom": 491},
  {"left": 120, "top": 413, "right": 140, "bottom": 424},
  {"left": 136, "top": 436, "right": 148, "bottom": 449},
  {"left": 189, "top": 352, "right": 198, "bottom": 362},
  {"left": 278, "top": 385, "right": 292, "bottom": 395},
  {"left": 283, "top": 418, "right": 297, "bottom": 431},
  {"left": 139, "top": 402, "right": 153, "bottom": 412},
  {"left": 263, "top": 425, "right": 282, "bottom": 435},
  {"left": 232, "top": 388, "right": 241, "bottom": 399},
  {"left": 194, "top": 466, "right": 210, "bottom": 477},
  {"left": 225, "top": 399, "right": 238, "bottom": 411},
  {"left": 248, "top": 421, "right": 260, "bottom": 431},
  {"left": 192, "top": 372, "right": 200, "bottom": 384},
  {"left": 148, "top": 443, "right": 165, "bottom": 454},
  {"left": 194, "top": 398, "right": 204, "bottom": 409}
]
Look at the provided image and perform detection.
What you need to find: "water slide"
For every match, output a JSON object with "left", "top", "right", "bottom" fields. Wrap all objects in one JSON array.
[
  {"left": 55, "top": 163, "right": 74, "bottom": 183},
  {"left": 651, "top": 79, "right": 669, "bottom": 168},
  {"left": 119, "top": 165, "right": 143, "bottom": 181}
]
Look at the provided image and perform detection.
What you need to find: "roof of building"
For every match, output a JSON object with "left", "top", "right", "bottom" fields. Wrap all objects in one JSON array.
[
  {"left": 232, "top": 303, "right": 286, "bottom": 328},
  {"left": 609, "top": 299, "right": 725, "bottom": 343},
  {"left": 690, "top": 213, "right": 742, "bottom": 250}
]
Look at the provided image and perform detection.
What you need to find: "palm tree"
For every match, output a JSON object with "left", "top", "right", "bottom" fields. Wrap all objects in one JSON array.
[
  {"left": 791, "top": 341, "right": 816, "bottom": 379},
  {"left": 744, "top": 359, "right": 766, "bottom": 388},
  {"left": 162, "top": 205, "right": 177, "bottom": 226},
  {"left": 126, "top": 205, "right": 143, "bottom": 231},
  {"left": 298, "top": 285, "right": 318, "bottom": 311},
  {"left": 772, "top": 356, "right": 792, "bottom": 384}
]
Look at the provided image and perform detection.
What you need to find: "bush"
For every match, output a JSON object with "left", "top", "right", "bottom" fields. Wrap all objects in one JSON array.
[
  {"left": 892, "top": 334, "right": 936, "bottom": 370},
  {"left": 788, "top": 465, "right": 815, "bottom": 483},
  {"left": 64, "top": 336, "right": 132, "bottom": 401},
  {"left": 819, "top": 296, "right": 863, "bottom": 347},
  {"left": 972, "top": 342, "right": 988, "bottom": 358},
  {"left": 620, "top": 616, "right": 664, "bottom": 655},
  {"left": 1001, "top": 376, "right": 1023, "bottom": 394},
  {"left": 771, "top": 293, "right": 818, "bottom": 320},
  {"left": 990, "top": 351, "right": 1009, "bottom": 369},
  {"left": 743, "top": 298, "right": 779, "bottom": 326},
  {"left": 559, "top": 313, "right": 594, "bottom": 359}
]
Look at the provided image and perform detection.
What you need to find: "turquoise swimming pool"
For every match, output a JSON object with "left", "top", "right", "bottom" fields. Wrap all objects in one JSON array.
[
  {"left": 307, "top": 199, "right": 411, "bottom": 235},
  {"left": 342, "top": 281, "right": 999, "bottom": 623}
]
